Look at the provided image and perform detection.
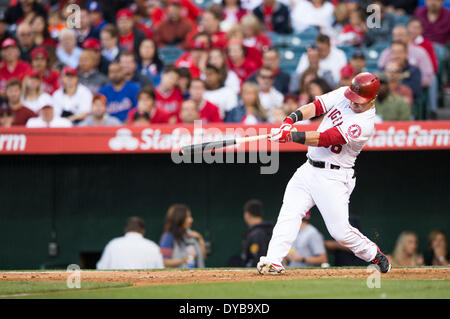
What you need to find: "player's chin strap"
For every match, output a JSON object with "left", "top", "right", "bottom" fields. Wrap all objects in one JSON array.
[{"left": 291, "top": 131, "right": 306, "bottom": 144}]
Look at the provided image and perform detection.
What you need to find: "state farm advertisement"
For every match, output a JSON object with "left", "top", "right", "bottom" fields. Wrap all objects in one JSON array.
[{"left": 0, "top": 122, "right": 448, "bottom": 154}]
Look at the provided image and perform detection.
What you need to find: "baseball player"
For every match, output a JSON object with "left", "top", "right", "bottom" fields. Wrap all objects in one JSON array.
[{"left": 257, "top": 72, "right": 391, "bottom": 275}]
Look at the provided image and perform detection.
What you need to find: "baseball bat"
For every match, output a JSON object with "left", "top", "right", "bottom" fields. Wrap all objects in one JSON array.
[{"left": 180, "top": 128, "right": 297, "bottom": 154}]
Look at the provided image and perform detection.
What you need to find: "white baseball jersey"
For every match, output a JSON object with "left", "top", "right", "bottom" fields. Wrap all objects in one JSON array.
[{"left": 307, "top": 86, "right": 376, "bottom": 168}]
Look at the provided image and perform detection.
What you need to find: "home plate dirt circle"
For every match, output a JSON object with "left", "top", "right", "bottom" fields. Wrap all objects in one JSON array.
[{"left": 1, "top": 268, "right": 449, "bottom": 287}]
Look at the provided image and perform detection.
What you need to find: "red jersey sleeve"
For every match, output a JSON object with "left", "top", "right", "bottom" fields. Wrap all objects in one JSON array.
[{"left": 317, "top": 126, "right": 347, "bottom": 147}]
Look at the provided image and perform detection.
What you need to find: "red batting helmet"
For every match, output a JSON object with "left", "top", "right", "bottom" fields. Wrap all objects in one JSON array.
[{"left": 344, "top": 72, "right": 380, "bottom": 104}]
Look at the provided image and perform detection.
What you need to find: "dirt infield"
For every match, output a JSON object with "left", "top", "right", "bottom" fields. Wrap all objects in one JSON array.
[{"left": 1, "top": 268, "right": 448, "bottom": 287}]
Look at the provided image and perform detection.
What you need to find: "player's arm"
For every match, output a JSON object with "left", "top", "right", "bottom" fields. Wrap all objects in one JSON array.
[{"left": 290, "top": 126, "right": 347, "bottom": 147}]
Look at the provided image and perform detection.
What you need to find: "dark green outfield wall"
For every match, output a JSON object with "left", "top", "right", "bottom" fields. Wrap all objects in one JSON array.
[{"left": 0, "top": 150, "right": 449, "bottom": 269}]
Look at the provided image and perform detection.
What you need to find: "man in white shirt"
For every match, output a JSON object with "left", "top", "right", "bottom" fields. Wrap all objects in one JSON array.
[
  {"left": 26, "top": 104, "right": 73, "bottom": 128},
  {"left": 290, "top": 0, "right": 335, "bottom": 34},
  {"left": 256, "top": 67, "right": 284, "bottom": 122},
  {"left": 97, "top": 216, "right": 164, "bottom": 270}
]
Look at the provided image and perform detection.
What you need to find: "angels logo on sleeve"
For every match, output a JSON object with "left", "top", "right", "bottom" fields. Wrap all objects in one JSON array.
[{"left": 348, "top": 124, "right": 362, "bottom": 139}]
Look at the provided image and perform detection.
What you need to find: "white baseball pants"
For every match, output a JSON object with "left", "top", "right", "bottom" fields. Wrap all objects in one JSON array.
[{"left": 266, "top": 161, "right": 378, "bottom": 264}]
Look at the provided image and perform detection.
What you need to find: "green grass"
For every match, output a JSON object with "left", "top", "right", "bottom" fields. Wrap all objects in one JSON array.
[{"left": 3, "top": 279, "right": 449, "bottom": 299}]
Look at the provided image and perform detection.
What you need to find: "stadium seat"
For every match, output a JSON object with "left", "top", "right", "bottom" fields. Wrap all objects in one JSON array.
[
  {"left": 393, "top": 14, "right": 411, "bottom": 26},
  {"left": 159, "top": 45, "right": 184, "bottom": 65}
]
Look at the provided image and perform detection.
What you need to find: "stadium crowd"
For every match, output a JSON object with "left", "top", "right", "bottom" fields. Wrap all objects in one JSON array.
[{"left": 0, "top": 0, "right": 448, "bottom": 128}]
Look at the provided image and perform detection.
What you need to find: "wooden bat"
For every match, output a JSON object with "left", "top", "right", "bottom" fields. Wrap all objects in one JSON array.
[{"left": 180, "top": 128, "right": 297, "bottom": 154}]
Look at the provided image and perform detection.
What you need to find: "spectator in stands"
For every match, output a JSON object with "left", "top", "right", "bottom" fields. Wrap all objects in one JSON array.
[
  {"left": 220, "top": 0, "right": 248, "bottom": 31},
  {"left": 253, "top": 0, "right": 292, "bottom": 34},
  {"left": 97, "top": 216, "right": 164, "bottom": 270},
  {"left": 282, "top": 94, "right": 300, "bottom": 116},
  {"left": 151, "top": 0, "right": 202, "bottom": 28},
  {"left": 0, "top": 11, "right": 12, "bottom": 46},
  {"left": 192, "top": 9, "right": 228, "bottom": 49},
  {"left": 56, "top": 28, "right": 82, "bottom": 69},
  {"left": 0, "top": 38, "right": 32, "bottom": 95},
  {"left": 297, "top": 67, "right": 321, "bottom": 105},
  {"left": 99, "top": 62, "right": 140, "bottom": 123},
  {"left": 240, "top": 13, "right": 271, "bottom": 53},
  {"left": 119, "top": 51, "right": 153, "bottom": 88},
  {"left": 188, "top": 78, "right": 222, "bottom": 123},
  {"left": 20, "top": 71, "right": 52, "bottom": 114},
  {"left": 389, "top": 231, "right": 424, "bottom": 267},
  {"left": 386, "top": 41, "right": 422, "bottom": 101},
  {"left": 5, "top": 79, "right": 36, "bottom": 126},
  {"left": 338, "top": 51, "right": 367, "bottom": 86},
  {"left": 424, "top": 230, "right": 449, "bottom": 266},
  {"left": 331, "top": 1, "right": 351, "bottom": 38},
  {"left": 4, "top": 0, "right": 47, "bottom": 26},
  {"left": 0, "top": 103, "right": 14, "bottom": 127},
  {"left": 78, "top": 50, "right": 109, "bottom": 94},
  {"left": 160, "top": 204, "right": 206, "bottom": 268},
  {"left": 47, "top": 9, "right": 65, "bottom": 40},
  {"left": 132, "top": 111, "right": 151, "bottom": 126},
  {"left": 364, "top": 0, "right": 396, "bottom": 47},
  {"left": 338, "top": 65, "right": 355, "bottom": 87},
  {"left": 52, "top": 67, "right": 93, "bottom": 124},
  {"left": 378, "top": 25, "right": 433, "bottom": 88},
  {"left": 79, "top": 93, "right": 121, "bottom": 126},
  {"left": 226, "top": 81, "right": 267, "bottom": 123},
  {"left": 384, "top": 60, "right": 414, "bottom": 106},
  {"left": 116, "top": 8, "right": 146, "bottom": 53},
  {"left": 207, "top": 48, "right": 240, "bottom": 94},
  {"left": 374, "top": 74, "right": 411, "bottom": 121},
  {"left": 87, "top": 1, "right": 107, "bottom": 34},
  {"left": 26, "top": 104, "right": 73, "bottom": 128},
  {"left": 204, "top": 64, "right": 239, "bottom": 118},
  {"left": 306, "top": 78, "right": 332, "bottom": 104},
  {"left": 179, "top": 99, "right": 200, "bottom": 123},
  {"left": 127, "top": 86, "right": 172, "bottom": 125},
  {"left": 16, "top": 22, "right": 35, "bottom": 63},
  {"left": 249, "top": 47, "right": 290, "bottom": 95},
  {"left": 30, "top": 47, "right": 60, "bottom": 94},
  {"left": 386, "top": 0, "right": 419, "bottom": 16},
  {"left": 271, "top": 107, "right": 287, "bottom": 124},
  {"left": 75, "top": 9, "right": 99, "bottom": 46},
  {"left": 82, "top": 37, "right": 110, "bottom": 76},
  {"left": 415, "top": 0, "right": 450, "bottom": 45},
  {"left": 286, "top": 211, "right": 328, "bottom": 268},
  {"left": 175, "top": 38, "right": 209, "bottom": 79},
  {"left": 154, "top": 66, "right": 183, "bottom": 120},
  {"left": 138, "top": 38, "right": 164, "bottom": 87},
  {"left": 256, "top": 67, "right": 284, "bottom": 120},
  {"left": 227, "top": 24, "right": 263, "bottom": 68},
  {"left": 154, "top": 0, "right": 194, "bottom": 47},
  {"left": 226, "top": 38, "right": 259, "bottom": 86},
  {"left": 290, "top": 0, "right": 335, "bottom": 35},
  {"left": 337, "top": 8, "right": 367, "bottom": 46},
  {"left": 177, "top": 67, "right": 191, "bottom": 100},
  {"left": 30, "top": 14, "right": 57, "bottom": 49},
  {"left": 100, "top": 24, "right": 123, "bottom": 63}
]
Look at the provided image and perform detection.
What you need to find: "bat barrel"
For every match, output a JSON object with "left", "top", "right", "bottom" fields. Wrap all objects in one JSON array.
[{"left": 181, "top": 139, "right": 237, "bottom": 154}]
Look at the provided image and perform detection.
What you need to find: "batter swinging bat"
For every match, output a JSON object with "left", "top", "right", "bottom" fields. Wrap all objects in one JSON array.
[{"left": 180, "top": 128, "right": 297, "bottom": 154}]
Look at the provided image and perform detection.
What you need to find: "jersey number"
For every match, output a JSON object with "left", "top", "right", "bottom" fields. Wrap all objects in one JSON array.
[{"left": 330, "top": 144, "right": 342, "bottom": 154}]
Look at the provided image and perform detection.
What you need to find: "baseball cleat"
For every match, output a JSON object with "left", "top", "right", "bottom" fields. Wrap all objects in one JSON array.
[
  {"left": 371, "top": 248, "right": 391, "bottom": 273},
  {"left": 257, "top": 258, "right": 285, "bottom": 275}
]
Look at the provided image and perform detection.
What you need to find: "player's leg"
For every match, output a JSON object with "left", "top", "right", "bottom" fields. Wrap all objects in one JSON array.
[{"left": 258, "top": 164, "right": 315, "bottom": 274}]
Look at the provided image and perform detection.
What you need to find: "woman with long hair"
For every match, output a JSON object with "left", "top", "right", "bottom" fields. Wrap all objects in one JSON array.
[
  {"left": 20, "top": 72, "right": 53, "bottom": 113},
  {"left": 30, "top": 14, "right": 57, "bottom": 49},
  {"left": 160, "top": 204, "right": 206, "bottom": 268},
  {"left": 389, "top": 231, "right": 424, "bottom": 267},
  {"left": 220, "top": 0, "right": 247, "bottom": 30},
  {"left": 425, "top": 230, "right": 449, "bottom": 266},
  {"left": 225, "top": 81, "right": 267, "bottom": 123},
  {"left": 138, "top": 38, "right": 164, "bottom": 87},
  {"left": 240, "top": 13, "right": 271, "bottom": 53},
  {"left": 207, "top": 47, "right": 240, "bottom": 94}
]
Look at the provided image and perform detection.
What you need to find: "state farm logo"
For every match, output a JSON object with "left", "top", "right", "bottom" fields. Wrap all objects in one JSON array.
[
  {"left": 108, "top": 128, "right": 139, "bottom": 151},
  {"left": 348, "top": 124, "right": 362, "bottom": 138},
  {"left": 0, "top": 134, "right": 26, "bottom": 151}
]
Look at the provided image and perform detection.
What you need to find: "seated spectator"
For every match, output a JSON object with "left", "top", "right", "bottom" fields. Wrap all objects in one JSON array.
[
  {"left": 0, "top": 38, "right": 32, "bottom": 95},
  {"left": 282, "top": 94, "right": 300, "bottom": 116},
  {"left": 179, "top": 99, "right": 200, "bottom": 123},
  {"left": 116, "top": 8, "right": 146, "bottom": 53},
  {"left": 138, "top": 38, "right": 164, "bottom": 87},
  {"left": 414, "top": 0, "right": 450, "bottom": 45},
  {"left": 348, "top": 51, "right": 367, "bottom": 75},
  {"left": 119, "top": 51, "right": 153, "bottom": 88},
  {"left": 99, "top": 62, "right": 140, "bottom": 122},
  {"left": 26, "top": 104, "right": 73, "bottom": 128},
  {"left": 127, "top": 86, "right": 172, "bottom": 125},
  {"left": 207, "top": 48, "right": 240, "bottom": 94},
  {"left": 364, "top": 0, "right": 396, "bottom": 46},
  {"left": 337, "top": 8, "right": 367, "bottom": 46},
  {"left": 188, "top": 78, "right": 222, "bottom": 123},
  {"left": 47, "top": 9, "right": 65, "bottom": 40},
  {"left": 424, "top": 230, "right": 449, "bottom": 266},
  {"left": 82, "top": 37, "right": 110, "bottom": 76},
  {"left": 20, "top": 71, "right": 53, "bottom": 113},
  {"left": 240, "top": 13, "right": 271, "bottom": 53},
  {"left": 389, "top": 231, "right": 424, "bottom": 267},
  {"left": 286, "top": 211, "right": 328, "bottom": 268},
  {"left": 187, "top": 9, "right": 227, "bottom": 49},
  {"left": 132, "top": 111, "right": 151, "bottom": 126},
  {"left": 203, "top": 64, "right": 239, "bottom": 118},
  {"left": 256, "top": 67, "right": 284, "bottom": 120},
  {"left": 4, "top": 0, "right": 47, "bottom": 26},
  {"left": 227, "top": 24, "right": 263, "bottom": 68},
  {"left": 177, "top": 67, "right": 192, "bottom": 99},
  {"left": 30, "top": 15, "right": 56, "bottom": 52},
  {"left": 86, "top": 1, "right": 108, "bottom": 34},
  {"left": 175, "top": 37, "right": 210, "bottom": 79},
  {"left": 160, "top": 204, "right": 206, "bottom": 268},
  {"left": 52, "top": 67, "right": 93, "bottom": 124},
  {"left": 79, "top": 93, "right": 121, "bottom": 126},
  {"left": 226, "top": 38, "right": 259, "bottom": 86},
  {"left": 374, "top": 74, "right": 411, "bottom": 121},
  {"left": 151, "top": 0, "right": 203, "bottom": 28},
  {"left": 271, "top": 107, "right": 287, "bottom": 124},
  {"left": 386, "top": 0, "right": 419, "bottom": 15},
  {"left": 30, "top": 47, "right": 60, "bottom": 94},
  {"left": 226, "top": 81, "right": 267, "bottom": 123},
  {"left": 306, "top": 78, "right": 333, "bottom": 105},
  {"left": 154, "top": 66, "right": 183, "bottom": 120},
  {"left": 338, "top": 65, "right": 354, "bottom": 87},
  {"left": 100, "top": 24, "right": 123, "bottom": 63},
  {"left": 56, "top": 28, "right": 82, "bottom": 69},
  {"left": 5, "top": 79, "right": 36, "bottom": 126},
  {"left": 385, "top": 41, "right": 422, "bottom": 101},
  {"left": 378, "top": 25, "right": 433, "bottom": 88},
  {"left": 290, "top": 0, "right": 335, "bottom": 35},
  {"left": 296, "top": 67, "right": 321, "bottom": 105},
  {"left": 253, "top": 0, "right": 292, "bottom": 34},
  {"left": 0, "top": 103, "right": 14, "bottom": 127},
  {"left": 154, "top": 0, "right": 194, "bottom": 47},
  {"left": 384, "top": 60, "right": 414, "bottom": 106},
  {"left": 75, "top": 8, "right": 100, "bottom": 46},
  {"left": 16, "top": 22, "right": 36, "bottom": 63},
  {"left": 220, "top": 0, "right": 248, "bottom": 31},
  {"left": 78, "top": 50, "right": 109, "bottom": 94},
  {"left": 407, "top": 17, "right": 438, "bottom": 75},
  {"left": 331, "top": 1, "right": 351, "bottom": 38},
  {"left": 96, "top": 216, "right": 164, "bottom": 270}
]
